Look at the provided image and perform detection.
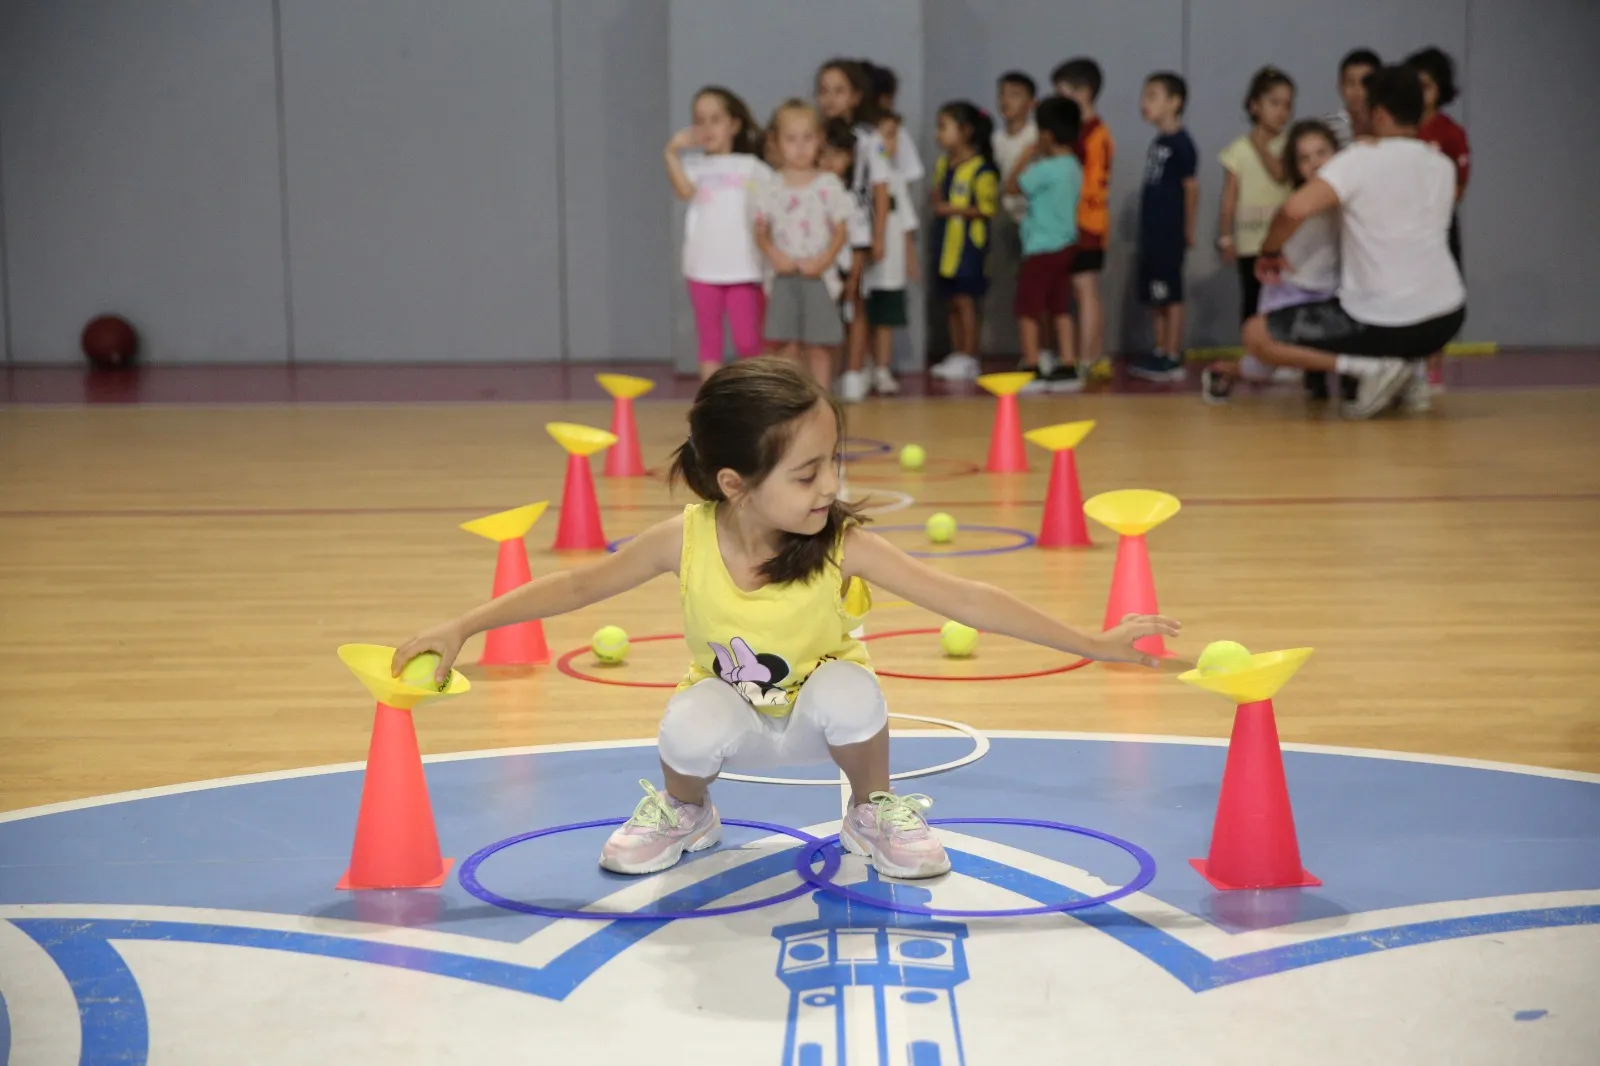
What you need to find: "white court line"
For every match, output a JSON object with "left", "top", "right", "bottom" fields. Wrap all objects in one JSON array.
[
  {"left": 720, "top": 713, "right": 989, "bottom": 786},
  {"left": 3, "top": 731, "right": 1594, "bottom": 825}
]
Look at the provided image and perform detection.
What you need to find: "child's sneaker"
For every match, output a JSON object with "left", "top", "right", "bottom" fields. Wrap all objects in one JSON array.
[
  {"left": 1045, "top": 363, "right": 1083, "bottom": 393},
  {"left": 598, "top": 780, "right": 721, "bottom": 875},
  {"left": 872, "top": 366, "right": 901, "bottom": 395},
  {"left": 1018, "top": 366, "right": 1050, "bottom": 393},
  {"left": 1400, "top": 362, "right": 1433, "bottom": 413},
  {"left": 842, "top": 792, "right": 950, "bottom": 879},
  {"left": 929, "top": 352, "right": 979, "bottom": 380},
  {"left": 1201, "top": 366, "right": 1232, "bottom": 405},
  {"left": 837, "top": 369, "right": 870, "bottom": 404},
  {"left": 1127, "top": 351, "right": 1182, "bottom": 382}
]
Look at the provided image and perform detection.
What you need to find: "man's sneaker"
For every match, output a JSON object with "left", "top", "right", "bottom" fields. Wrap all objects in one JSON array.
[
  {"left": 841, "top": 792, "right": 950, "bottom": 879},
  {"left": 1127, "top": 351, "right": 1183, "bottom": 382},
  {"left": 1201, "top": 366, "right": 1232, "bottom": 405},
  {"left": 872, "top": 366, "right": 901, "bottom": 395},
  {"left": 929, "top": 352, "right": 980, "bottom": 380},
  {"left": 1400, "top": 363, "right": 1433, "bottom": 413},
  {"left": 1037, "top": 349, "right": 1059, "bottom": 376},
  {"left": 1304, "top": 370, "right": 1331, "bottom": 401},
  {"left": 598, "top": 780, "right": 722, "bottom": 875},
  {"left": 837, "top": 369, "right": 870, "bottom": 404},
  {"left": 1340, "top": 357, "right": 1411, "bottom": 420},
  {"left": 1045, "top": 363, "right": 1083, "bottom": 393}
]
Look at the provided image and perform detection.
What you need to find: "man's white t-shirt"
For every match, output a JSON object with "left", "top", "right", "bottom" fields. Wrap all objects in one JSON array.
[
  {"left": 681, "top": 152, "right": 772, "bottom": 284},
  {"left": 993, "top": 118, "right": 1038, "bottom": 222},
  {"left": 1318, "top": 138, "right": 1465, "bottom": 326}
]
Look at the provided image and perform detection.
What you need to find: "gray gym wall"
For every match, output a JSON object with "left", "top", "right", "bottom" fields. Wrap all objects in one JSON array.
[{"left": 1, "top": 0, "right": 1595, "bottom": 364}]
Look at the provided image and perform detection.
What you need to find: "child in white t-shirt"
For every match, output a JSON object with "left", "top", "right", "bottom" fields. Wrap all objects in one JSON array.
[
  {"left": 1203, "top": 120, "right": 1343, "bottom": 404},
  {"left": 665, "top": 87, "right": 773, "bottom": 382},
  {"left": 861, "top": 111, "right": 919, "bottom": 396},
  {"left": 817, "top": 59, "right": 892, "bottom": 403}
]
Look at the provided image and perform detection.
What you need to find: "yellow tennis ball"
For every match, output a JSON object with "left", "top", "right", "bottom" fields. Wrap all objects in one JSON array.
[
  {"left": 900, "top": 444, "right": 926, "bottom": 471},
  {"left": 926, "top": 512, "right": 957, "bottom": 543},
  {"left": 592, "top": 625, "right": 630, "bottom": 663},
  {"left": 940, "top": 620, "right": 978, "bottom": 657},
  {"left": 399, "top": 652, "right": 448, "bottom": 691},
  {"left": 1197, "top": 640, "right": 1253, "bottom": 675}
]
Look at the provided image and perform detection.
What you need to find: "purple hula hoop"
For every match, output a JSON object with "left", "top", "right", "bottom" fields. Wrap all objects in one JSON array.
[
  {"left": 794, "top": 816, "right": 1158, "bottom": 918},
  {"left": 459, "top": 817, "right": 839, "bottom": 921}
]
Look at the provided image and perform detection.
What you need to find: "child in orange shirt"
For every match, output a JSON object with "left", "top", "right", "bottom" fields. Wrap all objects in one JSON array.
[{"left": 1053, "top": 58, "right": 1113, "bottom": 380}]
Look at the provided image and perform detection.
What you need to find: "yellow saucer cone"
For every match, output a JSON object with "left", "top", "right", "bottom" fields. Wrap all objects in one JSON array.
[
  {"left": 459, "top": 501, "right": 549, "bottom": 543},
  {"left": 976, "top": 371, "right": 1038, "bottom": 397},
  {"left": 546, "top": 422, "right": 618, "bottom": 457},
  {"left": 595, "top": 373, "right": 655, "bottom": 400},
  {"left": 338, "top": 643, "right": 471, "bottom": 711},
  {"left": 1178, "top": 648, "right": 1314, "bottom": 704},
  {"left": 1024, "top": 420, "right": 1096, "bottom": 453},
  {"left": 1084, "top": 489, "right": 1181, "bottom": 537}
]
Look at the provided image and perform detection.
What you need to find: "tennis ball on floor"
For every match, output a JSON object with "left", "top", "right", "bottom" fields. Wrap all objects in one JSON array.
[
  {"left": 399, "top": 652, "right": 448, "bottom": 691},
  {"left": 900, "top": 444, "right": 926, "bottom": 471},
  {"left": 925, "top": 512, "right": 957, "bottom": 543},
  {"left": 592, "top": 625, "right": 630, "bottom": 663},
  {"left": 940, "top": 621, "right": 978, "bottom": 657},
  {"left": 1197, "top": 640, "right": 1253, "bottom": 675}
]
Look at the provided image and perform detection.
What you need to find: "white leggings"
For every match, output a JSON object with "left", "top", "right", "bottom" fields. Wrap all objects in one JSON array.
[{"left": 657, "top": 660, "right": 887, "bottom": 779}]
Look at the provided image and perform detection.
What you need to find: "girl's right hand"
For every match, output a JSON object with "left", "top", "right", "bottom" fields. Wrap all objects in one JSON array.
[
  {"left": 667, "top": 126, "right": 698, "bottom": 153},
  {"left": 391, "top": 622, "right": 469, "bottom": 687},
  {"left": 1216, "top": 235, "right": 1236, "bottom": 263},
  {"left": 770, "top": 252, "right": 798, "bottom": 274}
]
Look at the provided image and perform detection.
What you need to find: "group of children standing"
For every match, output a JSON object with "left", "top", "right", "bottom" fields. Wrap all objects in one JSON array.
[{"left": 665, "top": 46, "right": 1470, "bottom": 406}]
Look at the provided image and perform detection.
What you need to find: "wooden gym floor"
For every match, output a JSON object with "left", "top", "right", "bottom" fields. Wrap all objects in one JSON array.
[{"left": 2, "top": 370, "right": 1598, "bottom": 815}]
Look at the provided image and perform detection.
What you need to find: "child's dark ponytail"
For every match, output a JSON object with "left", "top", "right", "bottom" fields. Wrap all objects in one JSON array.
[{"left": 938, "top": 100, "right": 995, "bottom": 167}]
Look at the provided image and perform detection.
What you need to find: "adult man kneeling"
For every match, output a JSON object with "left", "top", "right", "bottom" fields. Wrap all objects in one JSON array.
[{"left": 1242, "top": 65, "right": 1465, "bottom": 420}]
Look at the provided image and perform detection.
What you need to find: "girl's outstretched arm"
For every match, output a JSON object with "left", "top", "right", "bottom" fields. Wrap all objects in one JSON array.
[
  {"left": 841, "top": 527, "right": 1182, "bottom": 668},
  {"left": 392, "top": 513, "right": 683, "bottom": 683}
]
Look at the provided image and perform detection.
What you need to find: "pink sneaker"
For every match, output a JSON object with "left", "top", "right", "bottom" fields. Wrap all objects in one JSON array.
[
  {"left": 599, "top": 780, "right": 721, "bottom": 875},
  {"left": 841, "top": 792, "right": 950, "bottom": 879}
]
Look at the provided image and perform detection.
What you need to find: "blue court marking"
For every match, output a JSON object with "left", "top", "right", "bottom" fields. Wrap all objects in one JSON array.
[
  {"left": 0, "top": 985, "right": 9, "bottom": 1066},
  {"left": 14, "top": 885, "right": 1598, "bottom": 1065},
  {"left": 840, "top": 437, "right": 894, "bottom": 462}
]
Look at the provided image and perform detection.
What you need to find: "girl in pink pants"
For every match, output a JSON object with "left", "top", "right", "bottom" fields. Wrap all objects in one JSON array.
[{"left": 665, "top": 86, "right": 772, "bottom": 382}]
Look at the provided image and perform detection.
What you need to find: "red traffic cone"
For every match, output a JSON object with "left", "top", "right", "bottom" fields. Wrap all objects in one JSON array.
[
  {"left": 597, "top": 374, "right": 654, "bottom": 478},
  {"left": 482, "top": 539, "right": 550, "bottom": 665},
  {"left": 1190, "top": 698, "right": 1322, "bottom": 890},
  {"left": 333, "top": 644, "right": 469, "bottom": 891},
  {"left": 977, "top": 372, "right": 1034, "bottom": 473},
  {"left": 337, "top": 703, "right": 452, "bottom": 889},
  {"left": 1025, "top": 422, "right": 1096, "bottom": 548},
  {"left": 1084, "top": 490, "right": 1181, "bottom": 659},
  {"left": 461, "top": 503, "right": 552, "bottom": 665},
  {"left": 548, "top": 423, "right": 617, "bottom": 551}
]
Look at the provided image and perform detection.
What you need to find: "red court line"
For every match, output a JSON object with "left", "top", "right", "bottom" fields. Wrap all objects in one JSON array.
[{"left": 2, "top": 491, "right": 1596, "bottom": 521}]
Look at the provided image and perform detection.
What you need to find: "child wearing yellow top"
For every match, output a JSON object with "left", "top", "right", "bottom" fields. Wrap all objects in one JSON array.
[
  {"left": 1218, "top": 67, "right": 1295, "bottom": 326},
  {"left": 393, "top": 359, "right": 1179, "bottom": 880}
]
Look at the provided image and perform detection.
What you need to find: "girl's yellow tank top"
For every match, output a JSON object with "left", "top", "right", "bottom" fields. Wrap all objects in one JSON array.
[{"left": 678, "top": 502, "right": 872, "bottom": 716}]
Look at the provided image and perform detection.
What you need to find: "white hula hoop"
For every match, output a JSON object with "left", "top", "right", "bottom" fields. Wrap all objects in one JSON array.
[
  {"left": 839, "top": 487, "right": 914, "bottom": 516},
  {"left": 718, "top": 712, "right": 989, "bottom": 786}
]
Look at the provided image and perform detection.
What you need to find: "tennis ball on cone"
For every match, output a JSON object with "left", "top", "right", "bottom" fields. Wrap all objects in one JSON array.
[
  {"left": 940, "top": 621, "right": 978, "bottom": 657},
  {"left": 1197, "top": 640, "right": 1253, "bottom": 675},
  {"left": 399, "top": 652, "right": 448, "bottom": 691},
  {"left": 592, "top": 625, "right": 630, "bottom": 663},
  {"left": 925, "top": 512, "right": 957, "bottom": 543},
  {"left": 900, "top": 444, "right": 926, "bottom": 471}
]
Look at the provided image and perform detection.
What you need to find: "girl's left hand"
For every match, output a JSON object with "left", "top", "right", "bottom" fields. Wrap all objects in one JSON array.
[
  {"left": 667, "top": 126, "right": 697, "bottom": 152},
  {"left": 1093, "top": 613, "right": 1184, "bottom": 669}
]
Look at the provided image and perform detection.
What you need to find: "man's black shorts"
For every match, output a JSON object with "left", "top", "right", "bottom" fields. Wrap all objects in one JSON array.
[{"left": 1264, "top": 300, "right": 1465, "bottom": 359}]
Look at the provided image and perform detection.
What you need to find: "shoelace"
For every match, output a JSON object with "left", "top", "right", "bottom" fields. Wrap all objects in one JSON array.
[
  {"left": 869, "top": 791, "right": 933, "bottom": 832},
  {"left": 624, "top": 779, "right": 680, "bottom": 831}
]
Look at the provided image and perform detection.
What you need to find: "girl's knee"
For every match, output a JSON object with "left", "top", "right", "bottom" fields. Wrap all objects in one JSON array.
[
  {"left": 657, "top": 682, "right": 748, "bottom": 778},
  {"left": 804, "top": 661, "right": 887, "bottom": 747}
]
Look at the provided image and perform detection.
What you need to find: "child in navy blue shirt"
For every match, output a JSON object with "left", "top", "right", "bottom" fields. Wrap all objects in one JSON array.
[{"left": 1131, "top": 72, "right": 1198, "bottom": 382}]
